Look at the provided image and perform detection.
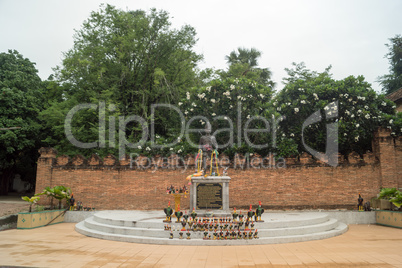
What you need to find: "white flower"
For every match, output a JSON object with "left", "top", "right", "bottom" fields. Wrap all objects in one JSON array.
[
  {"left": 344, "top": 93, "right": 349, "bottom": 98},
  {"left": 290, "top": 133, "right": 294, "bottom": 137},
  {"left": 247, "top": 115, "right": 251, "bottom": 119},
  {"left": 356, "top": 124, "right": 360, "bottom": 128},
  {"left": 348, "top": 98, "right": 353, "bottom": 102},
  {"left": 178, "top": 102, "right": 183, "bottom": 106},
  {"left": 146, "top": 147, "right": 151, "bottom": 151},
  {"left": 192, "top": 102, "right": 197, "bottom": 107},
  {"left": 186, "top": 92, "right": 190, "bottom": 100},
  {"left": 259, "top": 93, "right": 264, "bottom": 98},
  {"left": 230, "top": 84, "right": 235, "bottom": 90},
  {"left": 351, "top": 114, "right": 355, "bottom": 118},
  {"left": 391, "top": 132, "right": 395, "bottom": 135},
  {"left": 223, "top": 91, "right": 230, "bottom": 97},
  {"left": 298, "top": 88, "right": 304, "bottom": 91},
  {"left": 170, "top": 148, "right": 173, "bottom": 151},
  {"left": 206, "top": 86, "right": 211, "bottom": 92},
  {"left": 177, "top": 149, "right": 182, "bottom": 153},
  {"left": 273, "top": 102, "right": 277, "bottom": 106},
  {"left": 345, "top": 110, "right": 350, "bottom": 115},
  {"left": 201, "top": 121, "right": 205, "bottom": 125},
  {"left": 211, "top": 99, "right": 216, "bottom": 103},
  {"left": 212, "top": 113, "right": 216, "bottom": 116},
  {"left": 177, "top": 137, "right": 181, "bottom": 142},
  {"left": 229, "top": 105, "right": 233, "bottom": 108},
  {"left": 381, "top": 101, "right": 386, "bottom": 106},
  {"left": 364, "top": 105, "right": 369, "bottom": 109},
  {"left": 287, "top": 102, "right": 291, "bottom": 106},
  {"left": 282, "top": 133, "right": 286, "bottom": 137},
  {"left": 357, "top": 109, "right": 362, "bottom": 114},
  {"left": 392, "top": 105, "right": 396, "bottom": 109},
  {"left": 190, "top": 108, "right": 193, "bottom": 111},
  {"left": 355, "top": 136, "right": 359, "bottom": 142},
  {"left": 294, "top": 108, "right": 299, "bottom": 113},
  {"left": 365, "top": 114, "right": 370, "bottom": 119},
  {"left": 324, "top": 106, "right": 329, "bottom": 111},
  {"left": 235, "top": 78, "right": 239, "bottom": 84},
  {"left": 156, "top": 135, "right": 160, "bottom": 139},
  {"left": 137, "top": 145, "right": 142, "bottom": 150},
  {"left": 313, "top": 93, "right": 319, "bottom": 100},
  {"left": 184, "top": 111, "right": 188, "bottom": 115},
  {"left": 277, "top": 107, "right": 281, "bottom": 111},
  {"left": 344, "top": 133, "right": 347, "bottom": 136},
  {"left": 197, "top": 93, "right": 205, "bottom": 100},
  {"left": 389, "top": 119, "right": 393, "bottom": 124},
  {"left": 340, "top": 94, "right": 343, "bottom": 97},
  {"left": 224, "top": 116, "right": 228, "bottom": 120}
]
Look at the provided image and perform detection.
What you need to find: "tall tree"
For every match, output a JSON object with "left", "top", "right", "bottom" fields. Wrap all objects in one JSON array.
[
  {"left": 223, "top": 47, "right": 274, "bottom": 87},
  {"left": 42, "top": 4, "right": 202, "bottom": 156},
  {"left": 0, "top": 50, "right": 44, "bottom": 194},
  {"left": 378, "top": 35, "right": 402, "bottom": 94}
]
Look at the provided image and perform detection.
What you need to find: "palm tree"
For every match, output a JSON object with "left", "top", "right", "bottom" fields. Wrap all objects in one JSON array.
[
  {"left": 225, "top": 47, "right": 274, "bottom": 87},
  {"left": 225, "top": 47, "right": 262, "bottom": 68}
]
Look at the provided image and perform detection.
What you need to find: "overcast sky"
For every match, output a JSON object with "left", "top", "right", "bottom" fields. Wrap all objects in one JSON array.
[{"left": 0, "top": 0, "right": 401, "bottom": 92}]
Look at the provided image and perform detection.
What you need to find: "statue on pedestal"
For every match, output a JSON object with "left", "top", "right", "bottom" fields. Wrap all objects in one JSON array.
[{"left": 198, "top": 122, "right": 218, "bottom": 176}]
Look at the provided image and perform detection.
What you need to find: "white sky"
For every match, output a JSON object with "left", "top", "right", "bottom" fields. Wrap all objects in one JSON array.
[{"left": 0, "top": 0, "right": 401, "bottom": 92}]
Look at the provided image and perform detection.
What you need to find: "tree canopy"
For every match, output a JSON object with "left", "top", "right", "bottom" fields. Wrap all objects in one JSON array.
[
  {"left": 41, "top": 4, "right": 203, "bottom": 156},
  {"left": 378, "top": 35, "right": 402, "bottom": 94},
  {"left": 221, "top": 47, "right": 274, "bottom": 88},
  {"left": 0, "top": 50, "right": 44, "bottom": 194},
  {"left": 274, "top": 62, "right": 400, "bottom": 157}
]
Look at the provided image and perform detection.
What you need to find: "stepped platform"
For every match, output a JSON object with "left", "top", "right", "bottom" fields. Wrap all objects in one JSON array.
[{"left": 75, "top": 210, "right": 348, "bottom": 245}]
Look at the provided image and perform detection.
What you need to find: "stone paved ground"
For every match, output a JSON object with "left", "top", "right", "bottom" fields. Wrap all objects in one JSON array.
[{"left": 1, "top": 223, "right": 401, "bottom": 267}]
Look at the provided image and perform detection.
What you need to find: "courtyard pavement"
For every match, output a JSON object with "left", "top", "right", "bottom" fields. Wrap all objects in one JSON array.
[{"left": 0, "top": 223, "right": 401, "bottom": 267}]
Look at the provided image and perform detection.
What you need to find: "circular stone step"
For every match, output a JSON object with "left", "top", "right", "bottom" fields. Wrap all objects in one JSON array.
[{"left": 75, "top": 210, "right": 348, "bottom": 245}]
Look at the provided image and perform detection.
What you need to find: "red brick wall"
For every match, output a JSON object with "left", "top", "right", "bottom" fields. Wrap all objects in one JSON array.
[{"left": 35, "top": 129, "right": 400, "bottom": 210}]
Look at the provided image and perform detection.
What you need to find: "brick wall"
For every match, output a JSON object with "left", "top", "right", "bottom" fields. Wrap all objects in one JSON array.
[{"left": 35, "top": 128, "right": 401, "bottom": 210}]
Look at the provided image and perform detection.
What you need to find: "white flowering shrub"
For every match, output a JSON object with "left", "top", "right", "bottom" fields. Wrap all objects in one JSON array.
[
  {"left": 180, "top": 77, "right": 274, "bottom": 156},
  {"left": 273, "top": 72, "right": 401, "bottom": 156}
]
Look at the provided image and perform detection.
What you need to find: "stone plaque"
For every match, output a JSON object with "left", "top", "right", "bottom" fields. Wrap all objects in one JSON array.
[{"left": 196, "top": 183, "right": 222, "bottom": 209}]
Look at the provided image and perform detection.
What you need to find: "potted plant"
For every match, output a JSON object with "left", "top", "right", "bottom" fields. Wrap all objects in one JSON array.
[
  {"left": 36, "top": 185, "right": 72, "bottom": 209},
  {"left": 21, "top": 196, "right": 41, "bottom": 212},
  {"left": 390, "top": 191, "right": 402, "bottom": 210},
  {"left": 378, "top": 187, "right": 397, "bottom": 210},
  {"left": 376, "top": 188, "right": 402, "bottom": 228},
  {"left": 17, "top": 185, "right": 72, "bottom": 229}
]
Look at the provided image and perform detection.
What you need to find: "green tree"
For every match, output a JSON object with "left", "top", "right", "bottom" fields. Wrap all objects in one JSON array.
[
  {"left": 178, "top": 77, "right": 274, "bottom": 157},
  {"left": 0, "top": 50, "right": 44, "bottom": 194},
  {"left": 273, "top": 62, "right": 400, "bottom": 157},
  {"left": 378, "top": 35, "right": 402, "bottom": 94},
  {"left": 42, "top": 4, "right": 202, "bottom": 157},
  {"left": 221, "top": 47, "right": 274, "bottom": 88}
]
